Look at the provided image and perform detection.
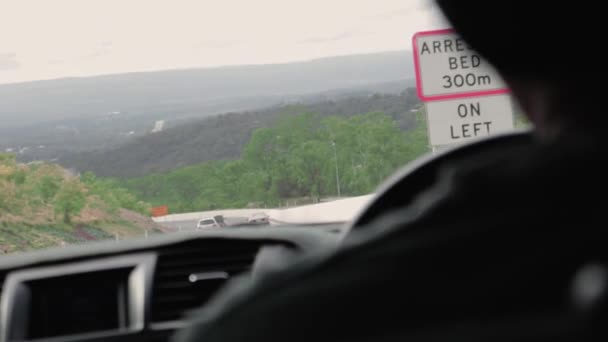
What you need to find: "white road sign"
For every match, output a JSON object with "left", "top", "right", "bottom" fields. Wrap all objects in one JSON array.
[
  {"left": 413, "top": 29, "right": 508, "bottom": 102},
  {"left": 425, "top": 94, "right": 514, "bottom": 146}
]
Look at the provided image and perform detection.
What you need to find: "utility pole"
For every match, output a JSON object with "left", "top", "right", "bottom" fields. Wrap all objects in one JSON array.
[{"left": 331, "top": 141, "right": 341, "bottom": 197}]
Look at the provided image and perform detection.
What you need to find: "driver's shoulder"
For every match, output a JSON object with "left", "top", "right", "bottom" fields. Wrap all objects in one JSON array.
[
  {"left": 345, "top": 133, "right": 607, "bottom": 249},
  {"left": 172, "top": 135, "right": 608, "bottom": 342},
  {"left": 444, "top": 132, "right": 608, "bottom": 186}
]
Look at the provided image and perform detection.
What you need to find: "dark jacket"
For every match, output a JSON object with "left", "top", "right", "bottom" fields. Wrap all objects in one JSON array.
[{"left": 175, "top": 133, "right": 608, "bottom": 342}]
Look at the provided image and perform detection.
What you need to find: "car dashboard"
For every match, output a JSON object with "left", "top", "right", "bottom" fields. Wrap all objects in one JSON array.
[{"left": 0, "top": 226, "right": 341, "bottom": 342}]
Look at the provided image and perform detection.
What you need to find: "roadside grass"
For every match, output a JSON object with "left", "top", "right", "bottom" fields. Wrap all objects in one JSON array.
[
  {"left": 0, "top": 220, "right": 149, "bottom": 255},
  {"left": 95, "top": 219, "right": 151, "bottom": 237}
]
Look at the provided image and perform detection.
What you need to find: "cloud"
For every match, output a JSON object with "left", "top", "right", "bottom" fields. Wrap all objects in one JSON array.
[
  {"left": 197, "top": 40, "right": 240, "bottom": 49},
  {"left": 375, "top": 1, "right": 435, "bottom": 20},
  {"left": 81, "top": 42, "right": 113, "bottom": 60},
  {"left": 48, "top": 59, "right": 65, "bottom": 65},
  {"left": 299, "top": 31, "right": 372, "bottom": 44},
  {"left": 84, "top": 50, "right": 109, "bottom": 59},
  {"left": 0, "top": 53, "right": 20, "bottom": 71}
]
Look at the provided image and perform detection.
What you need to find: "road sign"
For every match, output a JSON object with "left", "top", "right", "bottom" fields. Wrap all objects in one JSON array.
[
  {"left": 413, "top": 29, "right": 509, "bottom": 102},
  {"left": 425, "top": 94, "right": 514, "bottom": 146}
]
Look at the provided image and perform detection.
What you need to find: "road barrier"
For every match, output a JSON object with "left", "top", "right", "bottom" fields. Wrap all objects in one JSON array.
[
  {"left": 150, "top": 205, "right": 169, "bottom": 217},
  {"left": 152, "top": 195, "right": 374, "bottom": 225}
]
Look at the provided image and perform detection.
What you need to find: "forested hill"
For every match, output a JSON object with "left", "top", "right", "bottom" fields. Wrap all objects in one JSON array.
[
  {"left": 60, "top": 89, "right": 422, "bottom": 178},
  {"left": 1, "top": 50, "right": 414, "bottom": 166}
]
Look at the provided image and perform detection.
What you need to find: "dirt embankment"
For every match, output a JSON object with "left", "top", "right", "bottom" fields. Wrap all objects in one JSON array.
[{"left": 118, "top": 209, "right": 167, "bottom": 232}]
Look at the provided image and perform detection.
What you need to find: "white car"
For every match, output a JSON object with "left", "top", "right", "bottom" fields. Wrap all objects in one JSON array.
[
  {"left": 196, "top": 216, "right": 225, "bottom": 229},
  {"left": 247, "top": 213, "right": 270, "bottom": 225}
]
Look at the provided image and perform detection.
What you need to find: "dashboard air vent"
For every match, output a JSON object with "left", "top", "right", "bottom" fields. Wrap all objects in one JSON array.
[{"left": 150, "top": 239, "right": 274, "bottom": 323}]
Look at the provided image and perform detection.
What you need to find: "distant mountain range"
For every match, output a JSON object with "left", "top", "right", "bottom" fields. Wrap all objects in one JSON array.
[
  {"left": 0, "top": 50, "right": 414, "bottom": 126},
  {"left": 0, "top": 50, "right": 417, "bottom": 173}
]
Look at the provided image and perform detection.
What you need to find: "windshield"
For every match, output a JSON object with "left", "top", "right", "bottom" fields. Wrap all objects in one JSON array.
[{"left": 0, "top": 0, "right": 528, "bottom": 255}]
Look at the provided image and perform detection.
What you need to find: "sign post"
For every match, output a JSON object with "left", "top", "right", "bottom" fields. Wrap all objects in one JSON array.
[{"left": 412, "top": 29, "right": 514, "bottom": 151}]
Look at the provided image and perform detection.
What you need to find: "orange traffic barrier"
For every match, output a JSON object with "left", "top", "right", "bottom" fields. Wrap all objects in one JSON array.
[{"left": 150, "top": 205, "right": 169, "bottom": 217}]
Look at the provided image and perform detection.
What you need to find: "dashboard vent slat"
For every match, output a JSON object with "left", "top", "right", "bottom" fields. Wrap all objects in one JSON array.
[
  {"left": 155, "top": 264, "right": 251, "bottom": 278},
  {"left": 0, "top": 271, "right": 6, "bottom": 311},
  {"left": 150, "top": 239, "right": 280, "bottom": 324},
  {"left": 157, "top": 254, "right": 257, "bottom": 268}
]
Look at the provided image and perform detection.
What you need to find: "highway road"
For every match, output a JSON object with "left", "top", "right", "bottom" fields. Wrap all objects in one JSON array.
[
  {"left": 158, "top": 216, "right": 345, "bottom": 234},
  {"left": 153, "top": 195, "right": 373, "bottom": 233},
  {"left": 160, "top": 216, "right": 254, "bottom": 231}
]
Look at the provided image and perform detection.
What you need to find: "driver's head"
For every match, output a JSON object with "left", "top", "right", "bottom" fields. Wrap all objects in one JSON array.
[{"left": 435, "top": 1, "right": 602, "bottom": 139}]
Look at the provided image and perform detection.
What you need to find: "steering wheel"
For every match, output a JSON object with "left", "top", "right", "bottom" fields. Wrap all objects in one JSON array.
[{"left": 348, "top": 129, "right": 534, "bottom": 233}]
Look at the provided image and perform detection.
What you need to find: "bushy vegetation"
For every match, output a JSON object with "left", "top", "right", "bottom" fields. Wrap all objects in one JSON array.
[
  {"left": 123, "top": 110, "right": 430, "bottom": 212},
  {"left": 0, "top": 155, "right": 151, "bottom": 253}
]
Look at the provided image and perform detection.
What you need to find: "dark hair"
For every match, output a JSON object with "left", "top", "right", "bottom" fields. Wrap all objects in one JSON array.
[{"left": 435, "top": 1, "right": 597, "bottom": 84}]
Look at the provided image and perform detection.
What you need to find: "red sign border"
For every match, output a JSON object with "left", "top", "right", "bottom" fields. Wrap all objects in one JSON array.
[{"left": 412, "top": 28, "right": 510, "bottom": 102}]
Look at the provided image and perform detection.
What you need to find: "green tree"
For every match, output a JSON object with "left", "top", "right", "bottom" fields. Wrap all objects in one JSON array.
[
  {"left": 0, "top": 154, "right": 17, "bottom": 182},
  {"left": 80, "top": 171, "right": 97, "bottom": 185},
  {"left": 0, "top": 180, "right": 17, "bottom": 211},
  {"left": 11, "top": 169, "right": 27, "bottom": 185},
  {"left": 320, "top": 111, "right": 422, "bottom": 195},
  {"left": 0, "top": 153, "right": 16, "bottom": 166},
  {"left": 81, "top": 172, "right": 150, "bottom": 214},
  {"left": 288, "top": 140, "right": 332, "bottom": 201},
  {"left": 243, "top": 127, "right": 281, "bottom": 194},
  {"left": 53, "top": 180, "right": 86, "bottom": 224},
  {"left": 38, "top": 176, "right": 62, "bottom": 203},
  {"left": 402, "top": 109, "right": 431, "bottom": 162}
]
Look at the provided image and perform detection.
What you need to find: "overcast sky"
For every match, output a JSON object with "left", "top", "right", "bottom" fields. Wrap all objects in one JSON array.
[{"left": 0, "top": 0, "right": 445, "bottom": 85}]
